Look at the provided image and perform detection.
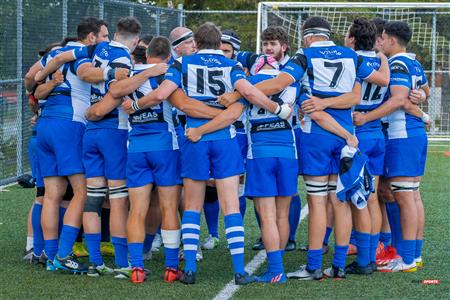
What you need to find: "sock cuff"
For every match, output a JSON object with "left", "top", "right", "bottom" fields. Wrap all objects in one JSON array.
[
  {"left": 62, "top": 224, "right": 79, "bottom": 232},
  {"left": 85, "top": 233, "right": 101, "bottom": 238},
  {"left": 161, "top": 229, "right": 181, "bottom": 248},
  {"left": 111, "top": 236, "right": 127, "bottom": 244},
  {"left": 183, "top": 210, "right": 201, "bottom": 222}
]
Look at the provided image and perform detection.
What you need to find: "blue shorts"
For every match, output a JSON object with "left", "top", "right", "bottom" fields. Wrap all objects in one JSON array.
[
  {"left": 29, "top": 135, "right": 44, "bottom": 188},
  {"left": 245, "top": 157, "right": 298, "bottom": 197},
  {"left": 126, "top": 150, "right": 182, "bottom": 188},
  {"left": 36, "top": 118, "right": 85, "bottom": 177},
  {"left": 175, "top": 124, "right": 186, "bottom": 149},
  {"left": 236, "top": 132, "right": 248, "bottom": 161},
  {"left": 384, "top": 135, "right": 427, "bottom": 178},
  {"left": 298, "top": 132, "right": 345, "bottom": 176},
  {"left": 181, "top": 139, "right": 244, "bottom": 180},
  {"left": 358, "top": 138, "right": 385, "bottom": 176},
  {"left": 294, "top": 128, "right": 302, "bottom": 175},
  {"left": 83, "top": 128, "right": 127, "bottom": 180}
]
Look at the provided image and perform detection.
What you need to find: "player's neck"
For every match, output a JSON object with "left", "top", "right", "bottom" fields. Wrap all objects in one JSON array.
[
  {"left": 388, "top": 45, "right": 407, "bottom": 58},
  {"left": 147, "top": 57, "right": 164, "bottom": 64}
]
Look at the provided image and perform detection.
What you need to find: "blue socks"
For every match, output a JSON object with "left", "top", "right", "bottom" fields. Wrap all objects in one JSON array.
[
  {"left": 203, "top": 200, "right": 219, "bottom": 238},
  {"left": 323, "top": 226, "right": 332, "bottom": 246},
  {"left": 128, "top": 242, "right": 144, "bottom": 268},
  {"left": 267, "top": 250, "right": 284, "bottom": 274},
  {"left": 370, "top": 233, "right": 380, "bottom": 263},
  {"left": 58, "top": 207, "right": 67, "bottom": 236},
  {"left": 307, "top": 249, "right": 322, "bottom": 271},
  {"left": 349, "top": 229, "right": 356, "bottom": 245},
  {"left": 112, "top": 236, "right": 128, "bottom": 268},
  {"left": 415, "top": 239, "right": 423, "bottom": 259},
  {"left": 224, "top": 213, "right": 245, "bottom": 275},
  {"left": 239, "top": 196, "right": 247, "bottom": 220},
  {"left": 400, "top": 239, "right": 416, "bottom": 264},
  {"left": 85, "top": 233, "right": 102, "bottom": 265},
  {"left": 379, "top": 232, "right": 391, "bottom": 247},
  {"left": 355, "top": 231, "right": 370, "bottom": 267},
  {"left": 181, "top": 210, "right": 201, "bottom": 272},
  {"left": 143, "top": 234, "right": 155, "bottom": 253},
  {"left": 57, "top": 225, "right": 79, "bottom": 258},
  {"left": 44, "top": 239, "right": 58, "bottom": 261},
  {"left": 289, "top": 195, "right": 301, "bottom": 241},
  {"left": 386, "top": 202, "right": 402, "bottom": 249},
  {"left": 31, "top": 203, "right": 44, "bottom": 256},
  {"left": 333, "top": 245, "right": 349, "bottom": 269},
  {"left": 165, "top": 247, "right": 179, "bottom": 269}
]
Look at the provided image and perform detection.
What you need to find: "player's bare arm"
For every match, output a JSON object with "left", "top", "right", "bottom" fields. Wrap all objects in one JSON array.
[
  {"left": 108, "top": 63, "right": 168, "bottom": 98},
  {"left": 185, "top": 102, "right": 245, "bottom": 142},
  {"left": 33, "top": 70, "right": 65, "bottom": 100},
  {"left": 308, "top": 111, "right": 358, "bottom": 148},
  {"left": 301, "top": 82, "right": 362, "bottom": 113},
  {"left": 85, "top": 92, "right": 123, "bottom": 121},
  {"left": 24, "top": 60, "right": 43, "bottom": 92},
  {"left": 167, "top": 89, "right": 223, "bottom": 119},
  {"left": 365, "top": 52, "right": 390, "bottom": 87}
]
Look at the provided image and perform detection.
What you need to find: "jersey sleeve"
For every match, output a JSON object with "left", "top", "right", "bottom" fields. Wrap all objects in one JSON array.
[
  {"left": 420, "top": 65, "right": 428, "bottom": 87},
  {"left": 105, "top": 53, "right": 132, "bottom": 88},
  {"left": 236, "top": 51, "right": 258, "bottom": 69},
  {"left": 356, "top": 55, "right": 376, "bottom": 80},
  {"left": 281, "top": 51, "right": 307, "bottom": 82},
  {"left": 73, "top": 58, "right": 92, "bottom": 73},
  {"left": 230, "top": 63, "right": 247, "bottom": 87},
  {"left": 389, "top": 61, "right": 411, "bottom": 89},
  {"left": 164, "top": 59, "right": 182, "bottom": 87}
]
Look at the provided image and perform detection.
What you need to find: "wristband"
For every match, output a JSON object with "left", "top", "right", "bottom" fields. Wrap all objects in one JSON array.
[
  {"left": 421, "top": 113, "right": 430, "bottom": 123},
  {"left": 274, "top": 104, "right": 281, "bottom": 115},
  {"left": 275, "top": 103, "right": 292, "bottom": 120},
  {"left": 131, "top": 100, "right": 141, "bottom": 112}
]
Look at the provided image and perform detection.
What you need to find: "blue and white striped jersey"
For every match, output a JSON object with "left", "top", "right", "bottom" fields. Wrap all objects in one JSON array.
[
  {"left": 245, "top": 69, "right": 300, "bottom": 159},
  {"left": 354, "top": 50, "right": 389, "bottom": 139},
  {"left": 39, "top": 41, "right": 91, "bottom": 124},
  {"left": 237, "top": 51, "right": 290, "bottom": 75},
  {"left": 385, "top": 53, "right": 428, "bottom": 139},
  {"left": 282, "top": 40, "right": 375, "bottom": 137},
  {"left": 78, "top": 41, "right": 133, "bottom": 130},
  {"left": 127, "top": 64, "right": 179, "bottom": 153},
  {"left": 164, "top": 49, "right": 247, "bottom": 141}
]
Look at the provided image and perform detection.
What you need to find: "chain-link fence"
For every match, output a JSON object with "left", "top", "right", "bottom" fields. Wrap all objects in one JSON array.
[{"left": 0, "top": 0, "right": 182, "bottom": 185}]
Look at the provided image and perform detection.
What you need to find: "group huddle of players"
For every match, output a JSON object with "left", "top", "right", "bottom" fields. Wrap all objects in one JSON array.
[{"left": 22, "top": 13, "right": 429, "bottom": 285}]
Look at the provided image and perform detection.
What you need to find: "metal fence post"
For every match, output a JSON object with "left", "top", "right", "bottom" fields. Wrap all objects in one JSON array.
[
  {"left": 62, "top": 0, "right": 68, "bottom": 38},
  {"left": 99, "top": 0, "right": 104, "bottom": 20},
  {"left": 431, "top": 11, "right": 437, "bottom": 131},
  {"left": 156, "top": 9, "right": 161, "bottom": 35},
  {"left": 178, "top": 4, "right": 184, "bottom": 27},
  {"left": 16, "top": 0, "right": 23, "bottom": 176},
  {"left": 129, "top": 5, "right": 134, "bottom": 16}
]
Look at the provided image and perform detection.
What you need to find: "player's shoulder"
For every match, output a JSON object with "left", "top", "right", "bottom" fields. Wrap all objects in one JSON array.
[{"left": 389, "top": 54, "right": 410, "bottom": 74}]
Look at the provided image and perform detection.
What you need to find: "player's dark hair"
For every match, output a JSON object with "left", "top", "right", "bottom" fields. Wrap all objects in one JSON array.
[
  {"left": 60, "top": 36, "right": 78, "bottom": 47},
  {"left": 384, "top": 21, "right": 412, "bottom": 47},
  {"left": 139, "top": 34, "right": 154, "bottom": 46},
  {"left": 302, "top": 16, "right": 331, "bottom": 34},
  {"left": 77, "top": 17, "right": 106, "bottom": 40},
  {"left": 194, "top": 22, "right": 221, "bottom": 50},
  {"left": 349, "top": 18, "right": 376, "bottom": 51},
  {"left": 372, "top": 18, "right": 387, "bottom": 37},
  {"left": 116, "top": 16, "right": 142, "bottom": 37},
  {"left": 132, "top": 46, "right": 147, "bottom": 64},
  {"left": 38, "top": 42, "right": 61, "bottom": 57},
  {"left": 146, "top": 36, "right": 171, "bottom": 60},
  {"left": 261, "top": 26, "right": 290, "bottom": 52}
]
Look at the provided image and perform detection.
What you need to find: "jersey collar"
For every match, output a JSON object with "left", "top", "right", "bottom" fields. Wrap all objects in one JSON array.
[
  {"left": 389, "top": 52, "right": 416, "bottom": 60},
  {"left": 197, "top": 49, "right": 224, "bottom": 56},
  {"left": 279, "top": 54, "right": 290, "bottom": 66},
  {"left": 110, "top": 40, "right": 130, "bottom": 53},
  {"left": 309, "top": 40, "right": 335, "bottom": 47},
  {"left": 66, "top": 41, "right": 84, "bottom": 47},
  {"left": 134, "top": 63, "right": 154, "bottom": 70},
  {"left": 356, "top": 50, "right": 376, "bottom": 57}
]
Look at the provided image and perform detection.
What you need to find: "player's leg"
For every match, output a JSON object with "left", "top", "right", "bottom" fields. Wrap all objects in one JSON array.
[
  {"left": 323, "top": 195, "right": 334, "bottom": 254},
  {"left": 368, "top": 176, "right": 382, "bottom": 270},
  {"left": 143, "top": 189, "right": 159, "bottom": 259},
  {"left": 413, "top": 177, "right": 424, "bottom": 267},
  {"left": 202, "top": 184, "right": 220, "bottom": 250},
  {"left": 286, "top": 194, "right": 301, "bottom": 251},
  {"left": 83, "top": 176, "right": 111, "bottom": 276}
]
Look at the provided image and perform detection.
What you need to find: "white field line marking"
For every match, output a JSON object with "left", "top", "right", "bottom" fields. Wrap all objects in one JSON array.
[
  {"left": 213, "top": 204, "right": 309, "bottom": 300},
  {"left": 0, "top": 182, "right": 17, "bottom": 191}
]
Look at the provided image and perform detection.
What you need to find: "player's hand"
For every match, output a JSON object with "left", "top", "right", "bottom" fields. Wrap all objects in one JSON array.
[
  {"left": 30, "top": 114, "right": 38, "bottom": 125},
  {"left": 185, "top": 127, "right": 202, "bottom": 142},
  {"left": 408, "top": 89, "right": 427, "bottom": 104},
  {"left": 345, "top": 135, "right": 359, "bottom": 148},
  {"left": 115, "top": 68, "right": 130, "bottom": 81},
  {"left": 301, "top": 95, "right": 328, "bottom": 113},
  {"left": 218, "top": 92, "right": 238, "bottom": 107},
  {"left": 145, "top": 63, "right": 169, "bottom": 77},
  {"left": 122, "top": 98, "right": 135, "bottom": 114},
  {"left": 352, "top": 111, "right": 367, "bottom": 126},
  {"left": 34, "top": 70, "right": 45, "bottom": 84},
  {"left": 52, "top": 70, "right": 65, "bottom": 85}
]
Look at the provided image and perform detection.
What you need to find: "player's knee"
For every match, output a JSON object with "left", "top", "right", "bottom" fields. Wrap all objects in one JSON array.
[
  {"left": 305, "top": 180, "right": 329, "bottom": 196},
  {"left": 109, "top": 185, "right": 128, "bottom": 199},
  {"left": 390, "top": 181, "right": 419, "bottom": 193},
  {"left": 84, "top": 186, "right": 107, "bottom": 216}
]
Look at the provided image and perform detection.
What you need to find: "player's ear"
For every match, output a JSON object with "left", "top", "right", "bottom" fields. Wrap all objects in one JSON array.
[
  {"left": 281, "top": 43, "right": 288, "bottom": 53},
  {"left": 87, "top": 32, "right": 95, "bottom": 44}
]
